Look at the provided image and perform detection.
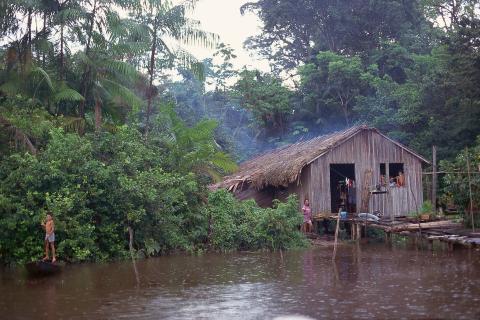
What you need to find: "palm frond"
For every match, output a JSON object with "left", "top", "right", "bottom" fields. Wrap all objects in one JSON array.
[
  {"left": 174, "top": 49, "right": 205, "bottom": 81},
  {"left": 127, "top": 21, "right": 151, "bottom": 41},
  {"left": 54, "top": 7, "right": 88, "bottom": 24},
  {"left": 103, "top": 60, "right": 140, "bottom": 82},
  {"left": 74, "top": 51, "right": 95, "bottom": 68},
  {"left": 179, "top": 0, "right": 200, "bottom": 11},
  {"left": 54, "top": 87, "right": 85, "bottom": 102},
  {"left": 30, "top": 67, "right": 54, "bottom": 92},
  {"left": 190, "top": 119, "right": 217, "bottom": 140},
  {"left": 198, "top": 165, "right": 223, "bottom": 183},
  {"left": 58, "top": 116, "right": 85, "bottom": 133},
  {"left": 100, "top": 78, "right": 143, "bottom": 111},
  {"left": 178, "top": 25, "right": 218, "bottom": 48},
  {"left": 210, "top": 151, "right": 238, "bottom": 173},
  {"left": 101, "top": 122, "right": 119, "bottom": 133},
  {"left": 157, "top": 37, "right": 175, "bottom": 58}
]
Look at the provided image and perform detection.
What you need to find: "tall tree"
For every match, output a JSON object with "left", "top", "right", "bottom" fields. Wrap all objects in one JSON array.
[
  {"left": 233, "top": 69, "right": 292, "bottom": 136},
  {"left": 421, "top": 0, "right": 479, "bottom": 31},
  {"left": 299, "top": 51, "right": 377, "bottom": 127},
  {"left": 242, "top": 0, "right": 428, "bottom": 71}
]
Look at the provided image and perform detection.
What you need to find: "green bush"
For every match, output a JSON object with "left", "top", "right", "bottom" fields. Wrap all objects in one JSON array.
[
  {"left": 441, "top": 138, "right": 480, "bottom": 228},
  {"left": 0, "top": 124, "right": 305, "bottom": 265},
  {"left": 421, "top": 200, "right": 434, "bottom": 214},
  {"left": 204, "top": 190, "right": 307, "bottom": 251},
  {"left": 0, "top": 127, "right": 204, "bottom": 264}
]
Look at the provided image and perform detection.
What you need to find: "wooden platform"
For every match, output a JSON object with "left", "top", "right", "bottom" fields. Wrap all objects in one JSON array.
[{"left": 313, "top": 214, "right": 479, "bottom": 249}]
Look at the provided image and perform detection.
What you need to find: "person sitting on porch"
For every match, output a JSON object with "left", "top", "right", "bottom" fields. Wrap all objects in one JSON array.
[{"left": 302, "top": 199, "right": 313, "bottom": 233}]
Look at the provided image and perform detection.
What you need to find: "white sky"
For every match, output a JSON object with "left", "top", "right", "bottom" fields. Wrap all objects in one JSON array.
[{"left": 185, "top": 0, "right": 269, "bottom": 71}]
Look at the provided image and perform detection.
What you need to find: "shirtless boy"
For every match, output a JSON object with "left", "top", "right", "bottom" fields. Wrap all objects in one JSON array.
[{"left": 41, "top": 213, "right": 56, "bottom": 263}]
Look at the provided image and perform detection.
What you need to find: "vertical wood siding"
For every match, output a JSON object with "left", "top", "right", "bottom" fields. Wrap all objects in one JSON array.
[
  {"left": 233, "top": 129, "right": 424, "bottom": 216},
  {"left": 291, "top": 130, "right": 424, "bottom": 216}
]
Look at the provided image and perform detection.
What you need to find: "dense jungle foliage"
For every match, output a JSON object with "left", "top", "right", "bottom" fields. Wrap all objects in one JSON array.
[{"left": 1, "top": 0, "right": 479, "bottom": 264}]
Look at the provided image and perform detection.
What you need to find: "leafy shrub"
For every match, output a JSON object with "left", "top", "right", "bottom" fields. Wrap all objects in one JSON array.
[
  {"left": 0, "top": 127, "right": 205, "bottom": 264},
  {"left": 0, "top": 121, "right": 303, "bottom": 265},
  {"left": 204, "top": 190, "right": 307, "bottom": 251},
  {"left": 441, "top": 138, "right": 480, "bottom": 228}
]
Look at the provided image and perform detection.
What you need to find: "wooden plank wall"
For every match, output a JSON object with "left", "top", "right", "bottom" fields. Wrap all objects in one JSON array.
[
  {"left": 233, "top": 184, "right": 274, "bottom": 208},
  {"left": 291, "top": 130, "right": 424, "bottom": 216}
]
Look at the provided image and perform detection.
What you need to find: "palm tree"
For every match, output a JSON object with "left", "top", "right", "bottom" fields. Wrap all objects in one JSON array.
[
  {"left": 133, "top": 0, "right": 218, "bottom": 137},
  {"left": 73, "top": 51, "right": 142, "bottom": 132},
  {"left": 76, "top": 0, "right": 138, "bottom": 119},
  {"left": 155, "top": 105, "right": 237, "bottom": 180},
  {"left": 0, "top": 48, "right": 84, "bottom": 113}
]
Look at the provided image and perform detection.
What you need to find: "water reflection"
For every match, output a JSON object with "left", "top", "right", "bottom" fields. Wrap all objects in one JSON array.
[{"left": 1, "top": 244, "right": 480, "bottom": 319}]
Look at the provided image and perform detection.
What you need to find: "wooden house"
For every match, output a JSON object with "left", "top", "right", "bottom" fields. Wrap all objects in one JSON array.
[{"left": 214, "top": 126, "right": 429, "bottom": 217}]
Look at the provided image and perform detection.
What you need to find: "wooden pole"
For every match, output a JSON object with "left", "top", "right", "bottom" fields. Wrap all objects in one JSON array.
[
  {"left": 332, "top": 209, "right": 341, "bottom": 261},
  {"left": 432, "top": 145, "right": 437, "bottom": 215},
  {"left": 466, "top": 148, "right": 475, "bottom": 232}
]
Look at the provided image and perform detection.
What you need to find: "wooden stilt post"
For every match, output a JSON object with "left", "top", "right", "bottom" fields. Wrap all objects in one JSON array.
[
  {"left": 332, "top": 209, "right": 341, "bottom": 261},
  {"left": 361, "top": 169, "right": 373, "bottom": 239},
  {"left": 432, "top": 145, "right": 437, "bottom": 215},
  {"left": 466, "top": 148, "right": 475, "bottom": 232}
]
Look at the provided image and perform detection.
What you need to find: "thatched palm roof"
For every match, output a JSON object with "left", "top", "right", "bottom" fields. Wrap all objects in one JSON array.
[{"left": 215, "top": 125, "right": 428, "bottom": 191}]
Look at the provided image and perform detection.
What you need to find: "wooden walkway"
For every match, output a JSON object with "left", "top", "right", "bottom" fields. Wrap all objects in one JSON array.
[{"left": 313, "top": 214, "right": 480, "bottom": 250}]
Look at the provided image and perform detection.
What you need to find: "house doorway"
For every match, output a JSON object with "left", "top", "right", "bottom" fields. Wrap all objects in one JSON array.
[{"left": 330, "top": 164, "right": 356, "bottom": 213}]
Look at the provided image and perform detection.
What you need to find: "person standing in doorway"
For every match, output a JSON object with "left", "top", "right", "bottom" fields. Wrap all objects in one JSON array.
[
  {"left": 41, "top": 212, "right": 56, "bottom": 263},
  {"left": 302, "top": 199, "right": 313, "bottom": 233}
]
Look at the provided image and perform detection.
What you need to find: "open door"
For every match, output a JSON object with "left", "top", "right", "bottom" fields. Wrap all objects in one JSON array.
[{"left": 330, "top": 164, "right": 356, "bottom": 213}]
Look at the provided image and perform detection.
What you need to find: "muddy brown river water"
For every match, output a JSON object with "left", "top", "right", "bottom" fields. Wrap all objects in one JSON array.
[{"left": 1, "top": 243, "right": 480, "bottom": 319}]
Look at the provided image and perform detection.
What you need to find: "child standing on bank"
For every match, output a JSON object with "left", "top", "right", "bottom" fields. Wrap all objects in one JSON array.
[{"left": 41, "top": 212, "right": 56, "bottom": 263}]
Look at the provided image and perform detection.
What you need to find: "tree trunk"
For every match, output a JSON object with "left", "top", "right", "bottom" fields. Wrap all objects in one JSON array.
[
  {"left": 27, "top": 8, "right": 32, "bottom": 47},
  {"left": 337, "top": 93, "right": 350, "bottom": 126},
  {"left": 432, "top": 145, "right": 437, "bottom": 215},
  {"left": 42, "top": 12, "right": 47, "bottom": 67},
  {"left": 127, "top": 226, "right": 135, "bottom": 254},
  {"left": 315, "top": 100, "right": 320, "bottom": 114},
  {"left": 466, "top": 148, "right": 475, "bottom": 232},
  {"left": 127, "top": 225, "right": 140, "bottom": 284},
  {"left": 85, "top": 0, "right": 97, "bottom": 56},
  {"left": 60, "top": 23, "right": 64, "bottom": 81},
  {"left": 145, "top": 18, "right": 158, "bottom": 138},
  {"left": 79, "top": 0, "right": 98, "bottom": 121},
  {"left": 341, "top": 102, "right": 350, "bottom": 127},
  {"left": 23, "top": 7, "right": 33, "bottom": 72},
  {"left": 94, "top": 98, "right": 102, "bottom": 132}
]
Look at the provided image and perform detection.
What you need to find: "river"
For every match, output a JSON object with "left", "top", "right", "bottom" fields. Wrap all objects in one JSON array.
[{"left": 1, "top": 242, "right": 480, "bottom": 319}]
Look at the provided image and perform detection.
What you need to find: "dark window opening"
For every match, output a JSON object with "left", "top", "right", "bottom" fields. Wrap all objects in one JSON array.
[
  {"left": 330, "top": 164, "right": 356, "bottom": 213},
  {"left": 389, "top": 163, "right": 405, "bottom": 187}
]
